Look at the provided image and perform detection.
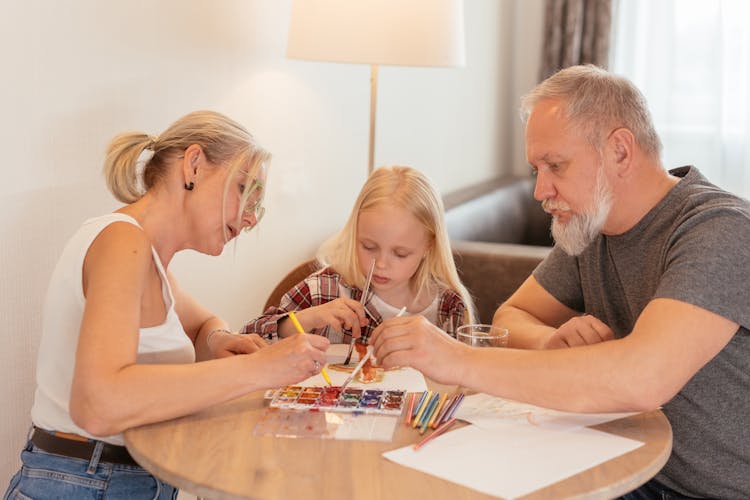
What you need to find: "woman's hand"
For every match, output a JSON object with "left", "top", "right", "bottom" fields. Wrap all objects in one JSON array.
[
  {"left": 293, "top": 298, "right": 369, "bottom": 338},
  {"left": 209, "top": 331, "right": 268, "bottom": 358},
  {"left": 252, "top": 333, "right": 331, "bottom": 387},
  {"left": 544, "top": 314, "right": 614, "bottom": 349}
]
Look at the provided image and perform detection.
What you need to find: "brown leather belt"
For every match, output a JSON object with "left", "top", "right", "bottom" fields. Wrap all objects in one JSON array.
[{"left": 31, "top": 427, "right": 139, "bottom": 467}]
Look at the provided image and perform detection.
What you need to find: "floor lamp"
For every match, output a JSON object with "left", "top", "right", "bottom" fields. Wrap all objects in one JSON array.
[{"left": 286, "top": 0, "right": 466, "bottom": 176}]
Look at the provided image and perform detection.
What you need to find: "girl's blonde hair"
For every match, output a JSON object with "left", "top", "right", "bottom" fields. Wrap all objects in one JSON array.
[
  {"left": 318, "top": 166, "right": 476, "bottom": 322},
  {"left": 102, "top": 111, "right": 271, "bottom": 223}
]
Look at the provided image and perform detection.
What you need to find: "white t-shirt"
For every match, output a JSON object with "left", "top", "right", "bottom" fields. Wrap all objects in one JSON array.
[
  {"left": 31, "top": 213, "right": 195, "bottom": 445},
  {"left": 319, "top": 284, "right": 440, "bottom": 344},
  {"left": 370, "top": 292, "right": 439, "bottom": 323}
]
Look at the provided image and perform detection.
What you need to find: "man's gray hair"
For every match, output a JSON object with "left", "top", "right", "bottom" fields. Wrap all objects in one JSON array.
[{"left": 520, "top": 64, "right": 662, "bottom": 159}]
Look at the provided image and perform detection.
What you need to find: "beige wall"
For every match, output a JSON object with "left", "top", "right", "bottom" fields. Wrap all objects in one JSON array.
[{"left": 0, "top": 0, "right": 542, "bottom": 486}]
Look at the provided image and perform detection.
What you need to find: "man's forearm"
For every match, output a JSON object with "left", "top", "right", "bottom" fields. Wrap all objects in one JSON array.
[{"left": 493, "top": 305, "right": 556, "bottom": 349}]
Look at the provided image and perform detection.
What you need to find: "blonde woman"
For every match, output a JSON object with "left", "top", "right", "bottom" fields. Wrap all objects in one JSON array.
[
  {"left": 243, "top": 165, "right": 475, "bottom": 343},
  {"left": 5, "top": 111, "right": 328, "bottom": 499}
]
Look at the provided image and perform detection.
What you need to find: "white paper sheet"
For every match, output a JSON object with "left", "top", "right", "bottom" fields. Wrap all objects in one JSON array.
[
  {"left": 383, "top": 423, "right": 644, "bottom": 499},
  {"left": 298, "top": 343, "right": 428, "bottom": 392},
  {"left": 455, "top": 392, "right": 637, "bottom": 431}
]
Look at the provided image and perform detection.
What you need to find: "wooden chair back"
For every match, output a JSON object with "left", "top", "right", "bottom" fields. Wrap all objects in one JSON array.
[{"left": 263, "top": 259, "right": 319, "bottom": 312}]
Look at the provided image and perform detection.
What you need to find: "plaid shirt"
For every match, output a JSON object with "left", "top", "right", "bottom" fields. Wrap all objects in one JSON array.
[{"left": 241, "top": 267, "right": 468, "bottom": 342}]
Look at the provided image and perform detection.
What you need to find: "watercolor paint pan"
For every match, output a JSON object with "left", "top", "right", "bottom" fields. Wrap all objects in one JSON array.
[{"left": 266, "top": 385, "right": 407, "bottom": 416}]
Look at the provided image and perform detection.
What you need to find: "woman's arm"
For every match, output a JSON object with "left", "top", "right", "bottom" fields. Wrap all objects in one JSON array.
[
  {"left": 69, "top": 222, "right": 328, "bottom": 436},
  {"left": 169, "top": 274, "right": 266, "bottom": 360}
]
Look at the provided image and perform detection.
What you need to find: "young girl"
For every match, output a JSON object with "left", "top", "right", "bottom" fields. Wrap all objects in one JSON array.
[{"left": 242, "top": 166, "right": 476, "bottom": 344}]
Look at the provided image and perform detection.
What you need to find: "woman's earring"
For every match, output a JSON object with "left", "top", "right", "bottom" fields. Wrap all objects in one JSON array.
[{"left": 184, "top": 182, "right": 195, "bottom": 191}]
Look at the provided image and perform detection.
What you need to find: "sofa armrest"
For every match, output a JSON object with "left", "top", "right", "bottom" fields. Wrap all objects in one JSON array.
[{"left": 452, "top": 240, "right": 551, "bottom": 324}]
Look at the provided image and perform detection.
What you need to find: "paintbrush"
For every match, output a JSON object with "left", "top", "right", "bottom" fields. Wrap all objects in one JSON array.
[
  {"left": 339, "top": 348, "right": 371, "bottom": 391},
  {"left": 343, "top": 259, "right": 375, "bottom": 365},
  {"left": 339, "top": 306, "right": 406, "bottom": 390}
]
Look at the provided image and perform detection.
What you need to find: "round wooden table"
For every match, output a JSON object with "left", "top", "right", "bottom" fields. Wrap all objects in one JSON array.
[{"left": 125, "top": 386, "right": 672, "bottom": 500}]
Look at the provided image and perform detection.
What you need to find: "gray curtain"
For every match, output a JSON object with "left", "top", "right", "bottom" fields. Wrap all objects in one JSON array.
[{"left": 538, "top": 0, "right": 612, "bottom": 81}]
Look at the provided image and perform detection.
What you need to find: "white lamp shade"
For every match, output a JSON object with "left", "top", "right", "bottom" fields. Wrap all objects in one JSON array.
[{"left": 287, "top": 0, "right": 465, "bottom": 67}]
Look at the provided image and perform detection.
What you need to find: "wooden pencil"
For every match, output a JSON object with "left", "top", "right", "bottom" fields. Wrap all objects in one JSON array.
[
  {"left": 411, "top": 391, "right": 433, "bottom": 428},
  {"left": 443, "top": 393, "right": 465, "bottom": 422},
  {"left": 436, "top": 392, "right": 463, "bottom": 426},
  {"left": 427, "top": 393, "right": 449, "bottom": 429},
  {"left": 434, "top": 393, "right": 457, "bottom": 427},
  {"left": 413, "top": 417, "right": 458, "bottom": 451},
  {"left": 405, "top": 393, "right": 417, "bottom": 425},
  {"left": 418, "top": 393, "right": 441, "bottom": 434}
]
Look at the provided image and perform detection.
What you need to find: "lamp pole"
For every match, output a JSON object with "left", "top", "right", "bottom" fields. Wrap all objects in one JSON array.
[{"left": 368, "top": 64, "right": 379, "bottom": 176}]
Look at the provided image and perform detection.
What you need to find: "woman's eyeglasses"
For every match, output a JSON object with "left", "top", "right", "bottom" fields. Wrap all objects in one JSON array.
[{"left": 241, "top": 180, "right": 265, "bottom": 232}]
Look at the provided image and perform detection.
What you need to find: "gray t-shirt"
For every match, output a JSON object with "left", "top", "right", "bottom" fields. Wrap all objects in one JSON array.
[{"left": 534, "top": 166, "right": 750, "bottom": 498}]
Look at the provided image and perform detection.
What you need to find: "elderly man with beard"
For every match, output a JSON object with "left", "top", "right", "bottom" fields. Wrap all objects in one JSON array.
[{"left": 370, "top": 65, "right": 750, "bottom": 499}]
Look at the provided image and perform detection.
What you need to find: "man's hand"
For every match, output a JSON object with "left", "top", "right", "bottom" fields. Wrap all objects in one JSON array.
[
  {"left": 544, "top": 314, "right": 614, "bottom": 349},
  {"left": 371, "top": 315, "right": 468, "bottom": 386}
]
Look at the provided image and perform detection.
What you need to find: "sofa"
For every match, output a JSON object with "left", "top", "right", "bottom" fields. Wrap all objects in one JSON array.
[{"left": 444, "top": 176, "right": 553, "bottom": 323}]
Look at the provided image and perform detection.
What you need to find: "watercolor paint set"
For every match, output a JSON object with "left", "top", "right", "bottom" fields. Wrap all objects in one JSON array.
[{"left": 266, "top": 385, "right": 406, "bottom": 415}]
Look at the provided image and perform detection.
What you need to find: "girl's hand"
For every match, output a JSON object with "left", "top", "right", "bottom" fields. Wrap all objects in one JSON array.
[
  {"left": 253, "top": 333, "right": 330, "bottom": 387},
  {"left": 209, "top": 331, "right": 268, "bottom": 358},
  {"left": 295, "top": 298, "right": 369, "bottom": 338},
  {"left": 545, "top": 314, "right": 614, "bottom": 349}
]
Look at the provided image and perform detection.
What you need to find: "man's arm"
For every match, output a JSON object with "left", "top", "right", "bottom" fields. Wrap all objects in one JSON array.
[
  {"left": 374, "top": 295, "right": 738, "bottom": 412},
  {"left": 494, "top": 276, "right": 579, "bottom": 348},
  {"left": 481, "top": 297, "right": 737, "bottom": 411}
]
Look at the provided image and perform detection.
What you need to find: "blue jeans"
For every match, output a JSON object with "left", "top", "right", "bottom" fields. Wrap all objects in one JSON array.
[
  {"left": 4, "top": 437, "right": 178, "bottom": 500},
  {"left": 619, "top": 478, "right": 707, "bottom": 500}
]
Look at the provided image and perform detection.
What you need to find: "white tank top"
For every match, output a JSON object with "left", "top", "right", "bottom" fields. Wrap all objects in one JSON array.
[{"left": 31, "top": 213, "right": 195, "bottom": 445}]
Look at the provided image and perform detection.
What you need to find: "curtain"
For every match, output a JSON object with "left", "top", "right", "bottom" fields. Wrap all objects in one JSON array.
[
  {"left": 538, "top": 0, "right": 613, "bottom": 81},
  {"left": 610, "top": 0, "right": 750, "bottom": 198}
]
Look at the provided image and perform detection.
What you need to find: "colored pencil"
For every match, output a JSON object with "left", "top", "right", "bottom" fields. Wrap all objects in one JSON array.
[
  {"left": 416, "top": 393, "right": 437, "bottom": 431},
  {"left": 437, "top": 392, "right": 464, "bottom": 427},
  {"left": 409, "top": 391, "right": 427, "bottom": 426},
  {"left": 433, "top": 393, "right": 456, "bottom": 427},
  {"left": 418, "top": 393, "right": 441, "bottom": 434},
  {"left": 411, "top": 391, "right": 428, "bottom": 420},
  {"left": 422, "top": 393, "right": 442, "bottom": 425},
  {"left": 412, "top": 390, "right": 433, "bottom": 428},
  {"left": 443, "top": 392, "right": 465, "bottom": 423},
  {"left": 288, "top": 311, "right": 332, "bottom": 386},
  {"left": 413, "top": 417, "right": 458, "bottom": 451},
  {"left": 427, "top": 393, "right": 448, "bottom": 429},
  {"left": 405, "top": 393, "right": 417, "bottom": 425}
]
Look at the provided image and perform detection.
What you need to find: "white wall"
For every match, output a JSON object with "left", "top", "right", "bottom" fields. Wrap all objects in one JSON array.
[{"left": 0, "top": 0, "right": 542, "bottom": 487}]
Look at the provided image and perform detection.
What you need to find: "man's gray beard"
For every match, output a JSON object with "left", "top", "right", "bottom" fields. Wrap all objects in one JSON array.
[{"left": 549, "top": 169, "right": 613, "bottom": 256}]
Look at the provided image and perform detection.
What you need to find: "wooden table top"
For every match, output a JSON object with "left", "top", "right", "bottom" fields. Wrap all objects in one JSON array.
[{"left": 125, "top": 382, "right": 672, "bottom": 500}]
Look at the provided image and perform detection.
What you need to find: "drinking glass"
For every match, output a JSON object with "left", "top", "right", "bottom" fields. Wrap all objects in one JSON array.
[{"left": 456, "top": 324, "right": 509, "bottom": 348}]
